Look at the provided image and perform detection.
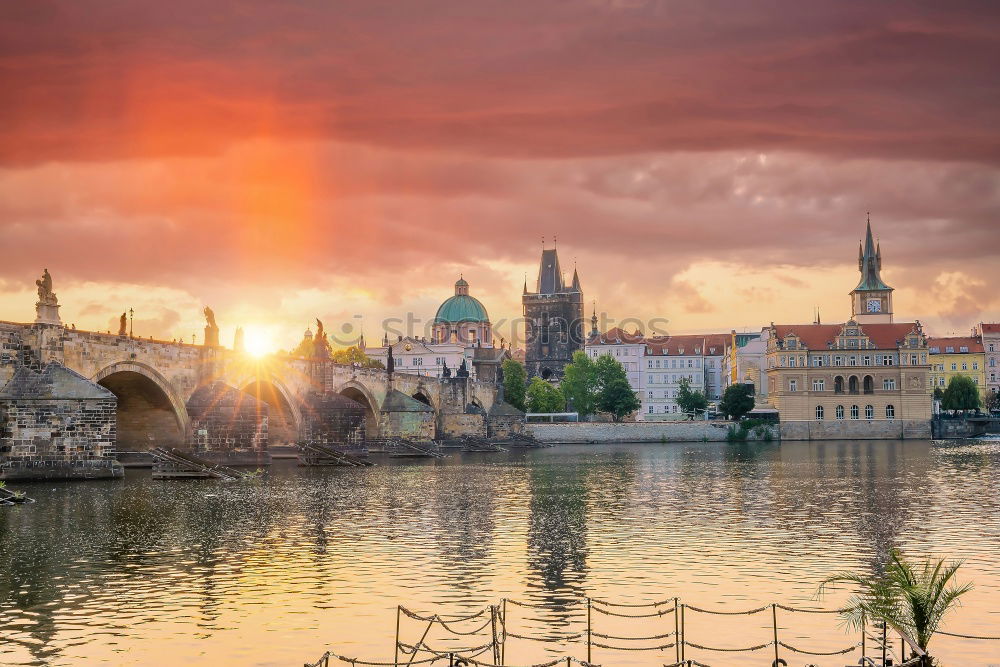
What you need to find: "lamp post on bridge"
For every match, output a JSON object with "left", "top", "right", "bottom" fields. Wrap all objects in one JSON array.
[{"left": 128, "top": 308, "right": 134, "bottom": 338}]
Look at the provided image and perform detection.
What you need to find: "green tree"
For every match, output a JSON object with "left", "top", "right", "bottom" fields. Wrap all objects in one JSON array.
[
  {"left": 502, "top": 359, "right": 528, "bottom": 412},
  {"left": 593, "top": 354, "right": 629, "bottom": 389},
  {"left": 720, "top": 383, "right": 755, "bottom": 421},
  {"left": 561, "top": 351, "right": 598, "bottom": 416},
  {"left": 676, "top": 377, "right": 708, "bottom": 420},
  {"left": 598, "top": 377, "right": 640, "bottom": 422},
  {"left": 818, "top": 549, "right": 973, "bottom": 666},
  {"left": 986, "top": 389, "right": 1000, "bottom": 414},
  {"left": 331, "top": 346, "right": 384, "bottom": 368},
  {"left": 941, "top": 375, "right": 981, "bottom": 413},
  {"left": 526, "top": 376, "right": 565, "bottom": 413},
  {"left": 932, "top": 386, "right": 944, "bottom": 401}
]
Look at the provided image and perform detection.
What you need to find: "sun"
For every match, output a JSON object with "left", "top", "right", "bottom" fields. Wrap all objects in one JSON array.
[{"left": 243, "top": 328, "right": 274, "bottom": 358}]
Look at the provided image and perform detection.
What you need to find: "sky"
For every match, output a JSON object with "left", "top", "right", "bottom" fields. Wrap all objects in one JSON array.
[{"left": 1, "top": 0, "right": 998, "bottom": 352}]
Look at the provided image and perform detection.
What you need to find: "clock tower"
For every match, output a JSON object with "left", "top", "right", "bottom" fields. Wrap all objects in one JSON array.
[{"left": 850, "top": 217, "right": 893, "bottom": 324}]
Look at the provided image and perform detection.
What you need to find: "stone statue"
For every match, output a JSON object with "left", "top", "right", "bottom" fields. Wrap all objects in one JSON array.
[
  {"left": 118, "top": 312, "right": 127, "bottom": 336},
  {"left": 442, "top": 360, "right": 451, "bottom": 378},
  {"left": 204, "top": 306, "right": 218, "bottom": 330},
  {"left": 313, "top": 319, "right": 330, "bottom": 359},
  {"left": 203, "top": 306, "right": 220, "bottom": 347},
  {"left": 35, "top": 269, "right": 57, "bottom": 305}
]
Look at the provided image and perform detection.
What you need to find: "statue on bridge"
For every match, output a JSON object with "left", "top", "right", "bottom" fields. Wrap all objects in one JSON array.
[
  {"left": 35, "top": 269, "right": 57, "bottom": 305},
  {"left": 118, "top": 312, "right": 127, "bottom": 337},
  {"left": 203, "top": 306, "right": 220, "bottom": 347},
  {"left": 34, "top": 268, "right": 61, "bottom": 325},
  {"left": 313, "top": 319, "right": 330, "bottom": 358}
]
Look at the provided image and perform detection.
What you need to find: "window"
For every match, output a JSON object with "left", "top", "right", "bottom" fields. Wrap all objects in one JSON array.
[
  {"left": 688, "top": 359, "right": 693, "bottom": 368},
  {"left": 850, "top": 405, "right": 859, "bottom": 419},
  {"left": 835, "top": 356, "right": 844, "bottom": 366},
  {"left": 834, "top": 376, "right": 845, "bottom": 393},
  {"left": 991, "top": 359, "right": 996, "bottom": 367},
  {"left": 929, "top": 347, "right": 940, "bottom": 353},
  {"left": 973, "top": 362, "right": 979, "bottom": 370},
  {"left": 882, "top": 355, "right": 894, "bottom": 366},
  {"left": 648, "top": 360, "right": 653, "bottom": 368},
  {"left": 849, "top": 376, "right": 859, "bottom": 394},
  {"left": 836, "top": 405, "right": 845, "bottom": 420},
  {"left": 849, "top": 356, "right": 857, "bottom": 366},
  {"left": 960, "top": 346, "right": 969, "bottom": 353},
  {"left": 648, "top": 391, "right": 653, "bottom": 398},
  {"left": 648, "top": 375, "right": 653, "bottom": 384},
  {"left": 813, "top": 357, "right": 822, "bottom": 367},
  {"left": 939, "top": 377, "right": 945, "bottom": 387},
  {"left": 951, "top": 363, "right": 957, "bottom": 371},
  {"left": 648, "top": 405, "right": 654, "bottom": 414},
  {"left": 816, "top": 405, "right": 825, "bottom": 420},
  {"left": 865, "top": 404, "right": 874, "bottom": 419},
  {"left": 910, "top": 355, "right": 917, "bottom": 365},
  {"left": 863, "top": 375, "right": 874, "bottom": 394},
  {"left": 883, "top": 378, "right": 896, "bottom": 390},
  {"left": 962, "top": 362, "right": 968, "bottom": 370},
  {"left": 945, "top": 346, "right": 955, "bottom": 353},
  {"left": 885, "top": 404, "right": 895, "bottom": 419},
  {"left": 990, "top": 343, "right": 995, "bottom": 352},
  {"left": 863, "top": 355, "right": 872, "bottom": 366},
  {"left": 789, "top": 356, "right": 797, "bottom": 367},
  {"left": 812, "top": 379, "right": 825, "bottom": 391}
]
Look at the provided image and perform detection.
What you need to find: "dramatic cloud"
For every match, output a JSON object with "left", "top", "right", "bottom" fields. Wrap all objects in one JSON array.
[{"left": 0, "top": 1, "right": 998, "bottom": 347}]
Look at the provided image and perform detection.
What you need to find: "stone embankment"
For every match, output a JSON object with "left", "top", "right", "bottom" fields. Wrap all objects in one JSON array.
[{"left": 528, "top": 420, "right": 777, "bottom": 443}]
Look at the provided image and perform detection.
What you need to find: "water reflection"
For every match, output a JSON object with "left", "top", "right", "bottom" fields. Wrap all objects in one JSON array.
[{"left": 0, "top": 440, "right": 997, "bottom": 666}]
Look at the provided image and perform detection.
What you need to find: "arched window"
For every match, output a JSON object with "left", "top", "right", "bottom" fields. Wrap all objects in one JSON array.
[
  {"left": 815, "top": 405, "right": 825, "bottom": 420},
  {"left": 885, "top": 404, "right": 895, "bottom": 419},
  {"left": 850, "top": 404, "right": 860, "bottom": 419},
  {"left": 863, "top": 375, "right": 874, "bottom": 394},
  {"left": 834, "top": 376, "right": 844, "bottom": 394},
  {"left": 865, "top": 404, "right": 874, "bottom": 419},
  {"left": 836, "top": 405, "right": 844, "bottom": 419},
  {"left": 849, "top": 376, "right": 859, "bottom": 394}
]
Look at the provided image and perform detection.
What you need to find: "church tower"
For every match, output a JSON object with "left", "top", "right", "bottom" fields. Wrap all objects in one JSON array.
[
  {"left": 522, "top": 245, "right": 584, "bottom": 379},
  {"left": 850, "top": 217, "right": 894, "bottom": 324}
]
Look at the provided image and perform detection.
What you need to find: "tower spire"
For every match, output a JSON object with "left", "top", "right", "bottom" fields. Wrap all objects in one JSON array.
[{"left": 590, "top": 301, "right": 599, "bottom": 337}]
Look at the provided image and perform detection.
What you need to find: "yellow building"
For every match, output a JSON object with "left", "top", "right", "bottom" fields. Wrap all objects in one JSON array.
[{"left": 927, "top": 336, "right": 987, "bottom": 400}]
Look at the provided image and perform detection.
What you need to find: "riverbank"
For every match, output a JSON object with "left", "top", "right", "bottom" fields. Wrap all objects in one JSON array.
[{"left": 527, "top": 420, "right": 776, "bottom": 443}]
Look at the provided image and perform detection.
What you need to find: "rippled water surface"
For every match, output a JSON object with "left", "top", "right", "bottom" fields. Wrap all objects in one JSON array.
[{"left": 2, "top": 440, "right": 999, "bottom": 666}]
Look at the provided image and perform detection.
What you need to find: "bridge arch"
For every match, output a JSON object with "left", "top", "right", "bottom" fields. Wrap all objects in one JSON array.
[
  {"left": 238, "top": 376, "right": 302, "bottom": 447},
  {"left": 334, "top": 380, "right": 380, "bottom": 437},
  {"left": 93, "top": 361, "right": 189, "bottom": 451}
]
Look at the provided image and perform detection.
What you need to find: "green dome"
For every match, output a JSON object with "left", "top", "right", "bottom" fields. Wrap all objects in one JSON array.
[{"left": 434, "top": 294, "right": 489, "bottom": 324}]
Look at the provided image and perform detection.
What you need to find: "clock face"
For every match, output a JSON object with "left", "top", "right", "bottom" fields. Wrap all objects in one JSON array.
[{"left": 867, "top": 299, "right": 882, "bottom": 313}]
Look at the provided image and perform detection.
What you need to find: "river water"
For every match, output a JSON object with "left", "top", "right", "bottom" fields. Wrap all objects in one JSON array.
[{"left": 1, "top": 439, "right": 998, "bottom": 666}]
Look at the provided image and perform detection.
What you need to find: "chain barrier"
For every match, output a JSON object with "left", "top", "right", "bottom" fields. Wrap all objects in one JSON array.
[
  {"left": 400, "top": 607, "right": 491, "bottom": 623},
  {"left": 777, "top": 640, "right": 862, "bottom": 656},
  {"left": 588, "top": 597, "right": 673, "bottom": 608},
  {"left": 589, "top": 605, "right": 673, "bottom": 618},
  {"left": 774, "top": 603, "right": 846, "bottom": 614},
  {"left": 683, "top": 640, "right": 773, "bottom": 652},
  {"left": 937, "top": 629, "right": 1000, "bottom": 640},
  {"left": 663, "top": 662, "right": 713, "bottom": 667},
  {"left": 434, "top": 616, "right": 495, "bottom": 636},
  {"left": 591, "top": 630, "right": 674, "bottom": 641},
  {"left": 684, "top": 603, "right": 770, "bottom": 616},
  {"left": 590, "top": 640, "right": 676, "bottom": 651},
  {"left": 503, "top": 630, "right": 584, "bottom": 642},
  {"left": 307, "top": 650, "right": 445, "bottom": 666},
  {"left": 503, "top": 598, "right": 580, "bottom": 609}
]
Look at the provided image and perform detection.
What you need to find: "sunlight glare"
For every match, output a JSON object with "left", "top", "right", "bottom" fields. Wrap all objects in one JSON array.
[{"left": 244, "top": 328, "right": 274, "bottom": 358}]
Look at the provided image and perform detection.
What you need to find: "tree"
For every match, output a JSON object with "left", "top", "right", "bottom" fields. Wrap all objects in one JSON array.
[
  {"left": 676, "top": 377, "right": 708, "bottom": 420},
  {"left": 818, "top": 549, "right": 973, "bottom": 666},
  {"left": 502, "top": 359, "right": 528, "bottom": 411},
  {"left": 331, "top": 346, "right": 384, "bottom": 369},
  {"left": 720, "top": 383, "right": 755, "bottom": 421},
  {"left": 932, "top": 386, "right": 944, "bottom": 401},
  {"left": 941, "top": 375, "right": 981, "bottom": 413},
  {"left": 561, "top": 351, "right": 598, "bottom": 417},
  {"left": 526, "top": 376, "right": 565, "bottom": 413},
  {"left": 986, "top": 389, "right": 1000, "bottom": 414},
  {"left": 598, "top": 377, "right": 640, "bottom": 422}
]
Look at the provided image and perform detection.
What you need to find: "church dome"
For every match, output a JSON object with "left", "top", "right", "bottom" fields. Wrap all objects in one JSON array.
[{"left": 434, "top": 278, "right": 490, "bottom": 324}]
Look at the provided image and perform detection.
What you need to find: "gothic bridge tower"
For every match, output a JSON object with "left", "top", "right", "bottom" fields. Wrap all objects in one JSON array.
[{"left": 522, "top": 245, "right": 584, "bottom": 379}]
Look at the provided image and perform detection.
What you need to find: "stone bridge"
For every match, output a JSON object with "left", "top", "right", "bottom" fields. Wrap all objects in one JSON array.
[{"left": 1, "top": 321, "right": 520, "bottom": 478}]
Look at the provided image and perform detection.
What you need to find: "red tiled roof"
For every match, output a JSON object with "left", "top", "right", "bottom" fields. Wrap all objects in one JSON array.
[
  {"left": 771, "top": 322, "right": 921, "bottom": 350},
  {"left": 589, "top": 326, "right": 644, "bottom": 345},
  {"left": 979, "top": 323, "right": 1000, "bottom": 334},
  {"left": 927, "top": 336, "right": 984, "bottom": 354}
]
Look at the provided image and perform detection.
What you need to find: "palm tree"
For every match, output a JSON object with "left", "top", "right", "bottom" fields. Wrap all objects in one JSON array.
[{"left": 817, "top": 549, "right": 972, "bottom": 666}]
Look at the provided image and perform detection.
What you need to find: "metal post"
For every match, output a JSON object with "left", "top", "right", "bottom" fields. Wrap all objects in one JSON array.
[
  {"left": 680, "top": 604, "right": 685, "bottom": 661},
  {"left": 491, "top": 605, "right": 500, "bottom": 665},
  {"left": 565, "top": 658, "right": 571, "bottom": 667},
  {"left": 771, "top": 603, "right": 780, "bottom": 666},
  {"left": 395, "top": 605, "right": 401, "bottom": 666},
  {"left": 501, "top": 598, "right": 507, "bottom": 665},
  {"left": 861, "top": 612, "right": 866, "bottom": 659},
  {"left": 586, "top": 597, "right": 592, "bottom": 664},
  {"left": 449, "top": 653, "right": 454, "bottom": 667},
  {"left": 882, "top": 620, "right": 888, "bottom": 666},
  {"left": 674, "top": 597, "right": 680, "bottom": 664}
]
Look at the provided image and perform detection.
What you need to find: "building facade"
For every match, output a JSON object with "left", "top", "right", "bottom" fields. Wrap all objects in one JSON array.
[
  {"left": 585, "top": 329, "right": 730, "bottom": 421},
  {"left": 764, "top": 220, "right": 931, "bottom": 439},
  {"left": 522, "top": 247, "right": 584, "bottom": 379},
  {"left": 976, "top": 323, "right": 1000, "bottom": 399},
  {"left": 927, "top": 336, "right": 987, "bottom": 399}
]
